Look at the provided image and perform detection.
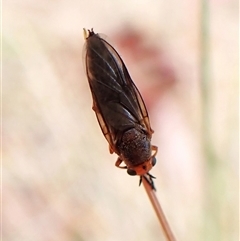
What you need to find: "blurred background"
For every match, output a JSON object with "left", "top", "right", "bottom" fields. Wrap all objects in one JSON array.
[{"left": 3, "top": 0, "right": 238, "bottom": 241}]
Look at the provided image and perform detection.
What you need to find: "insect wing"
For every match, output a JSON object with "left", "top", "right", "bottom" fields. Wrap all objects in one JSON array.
[{"left": 84, "top": 30, "right": 153, "bottom": 153}]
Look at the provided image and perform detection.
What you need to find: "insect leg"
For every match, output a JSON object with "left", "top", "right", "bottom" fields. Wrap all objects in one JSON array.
[
  {"left": 139, "top": 174, "right": 156, "bottom": 191},
  {"left": 115, "top": 157, "right": 127, "bottom": 169},
  {"left": 109, "top": 145, "right": 114, "bottom": 154},
  {"left": 151, "top": 145, "right": 158, "bottom": 157}
]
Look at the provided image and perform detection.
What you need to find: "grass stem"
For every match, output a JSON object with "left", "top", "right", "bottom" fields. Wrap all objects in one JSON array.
[{"left": 142, "top": 177, "right": 177, "bottom": 241}]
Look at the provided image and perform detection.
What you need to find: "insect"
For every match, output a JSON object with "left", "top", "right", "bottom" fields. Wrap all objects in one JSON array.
[{"left": 83, "top": 28, "right": 158, "bottom": 189}]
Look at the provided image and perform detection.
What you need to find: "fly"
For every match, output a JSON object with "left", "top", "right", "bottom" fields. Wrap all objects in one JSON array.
[{"left": 83, "top": 28, "right": 158, "bottom": 189}]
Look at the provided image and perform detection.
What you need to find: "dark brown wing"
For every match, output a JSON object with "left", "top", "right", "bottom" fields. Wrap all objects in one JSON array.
[{"left": 84, "top": 29, "right": 153, "bottom": 153}]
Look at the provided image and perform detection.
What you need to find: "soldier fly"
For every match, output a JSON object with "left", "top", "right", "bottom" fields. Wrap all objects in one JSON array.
[{"left": 83, "top": 28, "right": 158, "bottom": 189}]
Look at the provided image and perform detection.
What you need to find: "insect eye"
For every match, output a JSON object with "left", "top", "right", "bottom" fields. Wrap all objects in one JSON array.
[
  {"left": 152, "top": 157, "right": 157, "bottom": 166},
  {"left": 127, "top": 169, "right": 137, "bottom": 176}
]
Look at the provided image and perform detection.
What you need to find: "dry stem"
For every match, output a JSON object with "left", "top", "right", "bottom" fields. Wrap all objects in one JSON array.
[{"left": 142, "top": 177, "right": 177, "bottom": 241}]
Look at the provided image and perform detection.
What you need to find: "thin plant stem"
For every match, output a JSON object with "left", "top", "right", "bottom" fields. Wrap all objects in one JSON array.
[
  {"left": 142, "top": 177, "right": 177, "bottom": 241},
  {"left": 200, "top": 0, "right": 221, "bottom": 240}
]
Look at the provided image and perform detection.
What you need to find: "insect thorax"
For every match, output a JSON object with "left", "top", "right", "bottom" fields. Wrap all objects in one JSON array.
[{"left": 117, "top": 128, "right": 151, "bottom": 166}]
